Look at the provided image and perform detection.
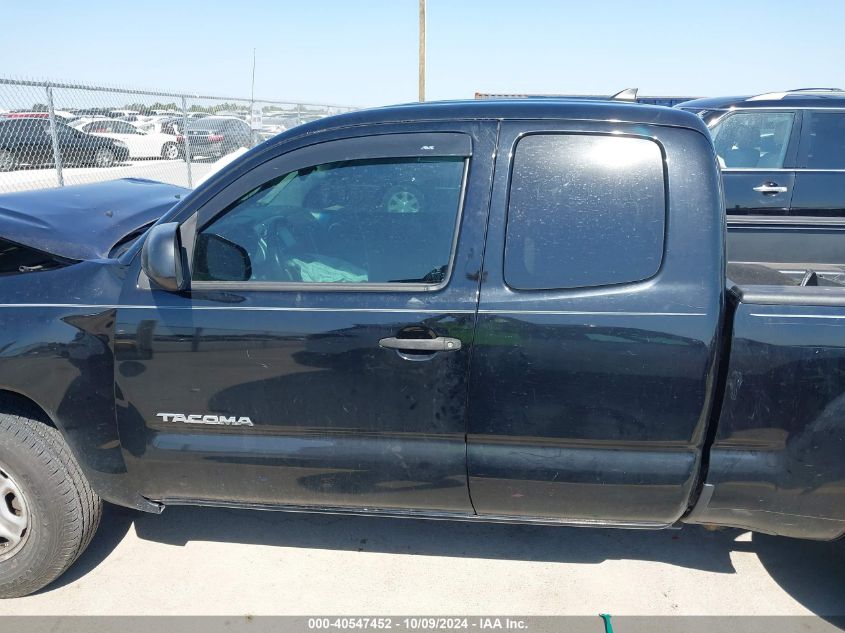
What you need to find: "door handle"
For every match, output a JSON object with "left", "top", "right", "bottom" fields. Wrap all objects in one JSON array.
[
  {"left": 753, "top": 183, "right": 788, "bottom": 194},
  {"left": 379, "top": 336, "right": 462, "bottom": 352}
]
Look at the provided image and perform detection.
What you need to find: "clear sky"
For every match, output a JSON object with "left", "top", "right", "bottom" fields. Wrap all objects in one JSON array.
[{"left": 2, "top": 0, "right": 843, "bottom": 107}]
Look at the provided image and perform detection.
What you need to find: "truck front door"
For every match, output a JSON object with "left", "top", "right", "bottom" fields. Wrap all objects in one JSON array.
[{"left": 114, "top": 125, "right": 495, "bottom": 513}]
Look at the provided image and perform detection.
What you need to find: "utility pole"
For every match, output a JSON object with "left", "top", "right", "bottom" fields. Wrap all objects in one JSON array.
[
  {"left": 250, "top": 47, "right": 256, "bottom": 104},
  {"left": 250, "top": 48, "right": 258, "bottom": 147},
  {"left": 418, "top": 0, "right": 426, "bottom": 102}
]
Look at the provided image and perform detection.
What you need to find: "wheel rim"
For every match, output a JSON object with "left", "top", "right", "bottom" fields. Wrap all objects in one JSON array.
[
  {"left": 164, "top": 144, "right": 178, "bottom": 159},
  {"left": 0, "top": 465, "right": 29, "bottom": 562},
  {"left": 0, "top": 151, "right": 13, "bottom": 171},
  {"left": 95, "top": 149, "right": 113, "bottom": 167},
  {"left": 387, "top": 190, "right": 420, "bottom": 214}
]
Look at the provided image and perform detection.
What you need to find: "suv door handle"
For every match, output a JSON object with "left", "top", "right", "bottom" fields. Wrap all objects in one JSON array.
[
  {"left": 379, "top": 336, "right": 462, "bottom": 352},
  {"left": 753, "top": 183, "right": 788, "bottom": 194}
]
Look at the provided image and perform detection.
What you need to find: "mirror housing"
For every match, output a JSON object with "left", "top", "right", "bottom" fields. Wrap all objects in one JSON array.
[{"left": 141, "top": 222, "right": 186, "bottom": 292}]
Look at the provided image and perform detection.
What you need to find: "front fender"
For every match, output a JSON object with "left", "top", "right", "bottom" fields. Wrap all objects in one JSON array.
[{"left": 0, "top": 261, "right": 160, "bottom": 512}]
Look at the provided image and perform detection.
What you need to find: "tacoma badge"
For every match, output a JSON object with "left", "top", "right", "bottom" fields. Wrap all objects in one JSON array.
[{"left": 156, "top": 413, "right": 254, "bottom": 426}]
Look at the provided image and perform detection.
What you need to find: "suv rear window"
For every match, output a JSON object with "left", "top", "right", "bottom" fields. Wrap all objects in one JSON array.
[
  {"left": 802, "top": 112, "right": 845, "bottom": 169},
  {"left": 504, "top": 133, "right": 666, "bottom": 290}
]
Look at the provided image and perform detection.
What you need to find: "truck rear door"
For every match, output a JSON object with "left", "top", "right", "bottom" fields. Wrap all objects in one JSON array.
[
  {"left": 114, "top": 123, "right": 496, "bottom": 513},
  {"left": 467, "top": 120, "right": 724, "bottom": 526}
]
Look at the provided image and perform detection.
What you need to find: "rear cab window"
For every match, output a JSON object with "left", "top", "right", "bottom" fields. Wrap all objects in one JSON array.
[{"left": 504, "top": 133, "right": 666, "bottom": 290}]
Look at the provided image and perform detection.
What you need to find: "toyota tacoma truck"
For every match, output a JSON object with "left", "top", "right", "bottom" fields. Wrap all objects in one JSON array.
[{"left": 0, "top": 100, "right": 842, "bottom": 598}]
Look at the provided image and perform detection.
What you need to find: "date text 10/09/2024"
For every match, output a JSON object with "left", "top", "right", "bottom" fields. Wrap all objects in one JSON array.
[{"left": 306, "top": 616, "right": 616, "bottom": 631}]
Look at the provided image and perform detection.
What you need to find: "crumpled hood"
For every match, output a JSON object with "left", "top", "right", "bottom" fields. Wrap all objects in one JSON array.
[{"left": 0, "top": 178, "right": 189, "bottom": 261}]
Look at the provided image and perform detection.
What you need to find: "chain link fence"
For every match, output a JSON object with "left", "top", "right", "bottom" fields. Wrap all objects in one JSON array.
[{"left": 0, "top": 77, "right": 357, "bottom": 194}]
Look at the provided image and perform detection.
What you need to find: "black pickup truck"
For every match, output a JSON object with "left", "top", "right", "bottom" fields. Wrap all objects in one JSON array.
[{"left": 0, "top": 100, "right": 842, "bottom": 598}]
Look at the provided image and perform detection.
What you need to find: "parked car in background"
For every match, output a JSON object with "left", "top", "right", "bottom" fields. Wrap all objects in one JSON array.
[
  {"left": 68, "top": 108, "right": 135, "bottom": 120},
  {"left": 212, "top": 110, "right": 248, "bottom": 120},
  {"left": 130, "top": 115, "right": 223, "bottom": 158},
  {"left": 261, "top": 123, "right": 288, "bottom": 136},
  {"left": 178, "top": 126, "right": 224, "bottom": 159},
  {"left": 2, "top": 112, "right": 49, "bottom": 119},
  {"left": 0, "top": 117, "right": 129, "bottom": 171},
  {"left": 1, "top": 110, "right": 77, "bottom": 122},
  {"left": 72, "top": 118, "right": 181, "bottom": 160},
  {"left": 135, "top": 117, "right": 181, "bottom": 136},
  {"left": 188, "top": 115, "right": 252, "bottom": 154},
  {"left": 677, "top": 88, "right": 845, "bottom": 216}
]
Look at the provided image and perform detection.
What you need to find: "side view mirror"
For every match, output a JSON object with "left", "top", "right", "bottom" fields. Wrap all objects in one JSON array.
[
  {"left": 141, "top": 222, "right": 186, "bottom": 291},
  {"left": 193, "top": 233, "right": 252, "bottom": 282}
]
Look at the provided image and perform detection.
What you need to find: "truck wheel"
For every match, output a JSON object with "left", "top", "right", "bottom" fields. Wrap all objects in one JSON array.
[
  {"left": 0, "top": 413, "right": 102, "bottom": 598},
  {"left": 161, "top": 142, "right": 179, "bottom": 160},
  {"left": 383, "top": 185, "right": 424, "bottom": 214}
]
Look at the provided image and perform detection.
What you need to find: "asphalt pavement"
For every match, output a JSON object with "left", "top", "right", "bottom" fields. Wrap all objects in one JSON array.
[{"left": 1, "top": 504, "right": 842, "bottom": 616}]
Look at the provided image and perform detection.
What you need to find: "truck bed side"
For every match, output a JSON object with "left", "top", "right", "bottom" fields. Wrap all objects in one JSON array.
[
  {"left": 728, "top": 215, "right": 845, "bottom": 271},
  {"left": 686, "top": 286, "right": 845, "bottom": 539}
]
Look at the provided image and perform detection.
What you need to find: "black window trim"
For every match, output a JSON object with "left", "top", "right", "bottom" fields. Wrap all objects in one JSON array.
[
  {"left": 502, "top": 130, "right": 670, "bottom": 292},
  {"left": 183, "top": 132, "right": 473, "bottom": 293}
]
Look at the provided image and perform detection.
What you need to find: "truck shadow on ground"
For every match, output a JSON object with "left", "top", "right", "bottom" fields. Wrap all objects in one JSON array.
[{"left": 51, "top": 504, "right": 844, "bottom": 617}]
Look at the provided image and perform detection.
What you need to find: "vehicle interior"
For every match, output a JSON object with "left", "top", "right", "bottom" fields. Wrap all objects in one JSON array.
[
  {"left": 711, "top": 112, "right": 793, "bottom": 169},
  {"left": 193, "top": 156, "right": 465, "bottom": 284}
]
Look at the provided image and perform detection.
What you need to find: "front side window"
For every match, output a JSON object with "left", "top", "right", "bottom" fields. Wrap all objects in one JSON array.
[
  {"left": 710, "top": 111, "right": 795, "bottom": 168},
  {"left": 193, "top": 156, "right": 466, "bottom": 285},
  {"left": 802, "top": 112, "right": 845, "bottom": 169},
  {"left": 504, "top": 134, "right": 665, "bottom": 290}
]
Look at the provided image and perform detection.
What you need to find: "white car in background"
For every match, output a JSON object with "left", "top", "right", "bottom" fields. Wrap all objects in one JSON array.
[
  {"left": 71, "top": 118, "right": 181, "bottom": 160},
  {"left": 135, "top": 118, "right": 174, "bottom": 134}
]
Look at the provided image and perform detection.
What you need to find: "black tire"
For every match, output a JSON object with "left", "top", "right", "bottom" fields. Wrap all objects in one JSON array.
[
  {"left": 161, "top": 142, "right": 179, "bottom": 160},
  {"left": 0, "top": 413, "right": 102, "bottom": 598},
  {"left": 0, "top": 150, "right": 17, "bottom": 172},
  {"left": 93, "top": 147, "right": 116, "bottom": 168}
]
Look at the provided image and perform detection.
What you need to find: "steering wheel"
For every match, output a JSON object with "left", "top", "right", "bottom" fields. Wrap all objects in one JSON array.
[
  {"left": 257, "top": 210, "right": 366, "bottom": 283},
  {"left": 256, "top": 215, "right": 303, "bottom": 282}
]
